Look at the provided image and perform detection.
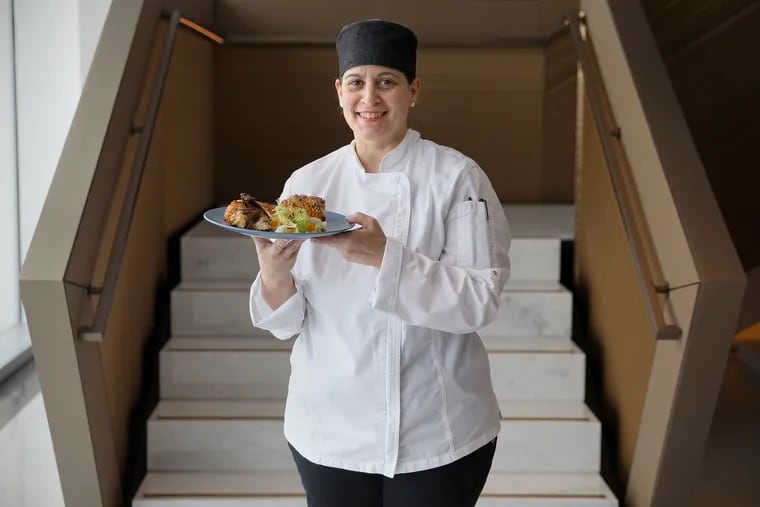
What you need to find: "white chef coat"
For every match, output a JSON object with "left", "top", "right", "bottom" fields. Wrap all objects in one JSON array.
[{"left": 250, "top": 129, "right": 511, "bottom": 478}]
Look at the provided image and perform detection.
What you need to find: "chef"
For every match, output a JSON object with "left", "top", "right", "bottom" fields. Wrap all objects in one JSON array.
[{"left": 249, "top": 19, "right": 511, "bottom": 507}]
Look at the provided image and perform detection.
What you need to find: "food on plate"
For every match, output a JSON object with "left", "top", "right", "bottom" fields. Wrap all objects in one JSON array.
[
  {"left": 279, "top": 194, "right": 326, "bottom": 222},
  {"left": 223, "top": 193, "right": 272, "bottom": 230},
  {"left": 223, "top": 193, "right": 326, "bottom": 233}
]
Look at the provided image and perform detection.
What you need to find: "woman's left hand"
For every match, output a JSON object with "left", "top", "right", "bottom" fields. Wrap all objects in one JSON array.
[{"left": 312, "top": 212, "right": 386, "bottom": 268}]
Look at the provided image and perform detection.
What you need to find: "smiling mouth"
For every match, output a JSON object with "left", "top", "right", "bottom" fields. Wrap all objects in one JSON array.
[{"left": 357, "top": 111, "right": 387, "bottom": 119}]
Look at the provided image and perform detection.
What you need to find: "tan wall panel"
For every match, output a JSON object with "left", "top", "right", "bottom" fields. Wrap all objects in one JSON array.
[
  {"left": 101, "top": 121, "right": 166, "bottom": 474},
  {"left": 215, "top": 46, "right": 547, "bottom": 203},
  {"left": 215, "top": 46, "right": 346, "bottom": 202},
  {"left": 162, "top": 29, "right": 216, "bottom": 235},
  {"left": 541, "top": 31, "right": 576, "bottom": 202},
  {"left": 541, "top": 80, "right": 576, "bottom": 202},
  {"left": 575, "top": 97, "right": 655, "bottom": 484},
  {"left": 544, "top": 30, "right": 577, "bottom": 90}
]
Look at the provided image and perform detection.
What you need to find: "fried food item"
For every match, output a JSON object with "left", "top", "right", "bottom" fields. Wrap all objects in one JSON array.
[
  {"left": 223, "top": 193, "right": 272, "bottom": 230},
  {"left": 222, "top": 193, "right": 327, "bottom": 233},
  {"left": 280, "top": 194, "right": 326, "bottom": 221}
]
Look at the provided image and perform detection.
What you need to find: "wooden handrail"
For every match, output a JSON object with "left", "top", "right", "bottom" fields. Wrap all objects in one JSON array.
[
  {"left": 79, "top": 11, "right": 222, "bottom": 341},
  {"left": 567, "top": 13, "right": 682, "bottom": 341}
]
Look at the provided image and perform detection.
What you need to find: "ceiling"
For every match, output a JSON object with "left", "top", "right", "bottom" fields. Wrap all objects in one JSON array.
[{"left": 215, "top": 0, "right": 579, "bottom": 44}]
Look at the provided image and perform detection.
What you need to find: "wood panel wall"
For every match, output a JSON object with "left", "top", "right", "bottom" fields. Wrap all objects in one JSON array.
[
  {"left": 575, "top": 97, "right": 656, "bottom": 487},
  {"left": 214, "top": 45, "right": 565, "bottom": 204},
  {"left": 98, "top": 25, "right": 215, "bottom": 481},
  {"left": 541, "top": 31, "right": 577, "bottom": 202},
  {"left": 640, "top": 0, "right": 760, "bottom": 272}
]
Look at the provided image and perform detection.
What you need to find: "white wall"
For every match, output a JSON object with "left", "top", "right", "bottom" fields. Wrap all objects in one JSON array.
[
  {"left": 15, "top": 0, "right": 82, "bottom": 260},
  {"left": 0, "top": 0, "right": 19, "bottom": 335},
  {"left": 79, "top": 0, "right": 111, "bottom": 83},
  {"left": 15, "top": 0, "right": 112, "bottom": 261}
]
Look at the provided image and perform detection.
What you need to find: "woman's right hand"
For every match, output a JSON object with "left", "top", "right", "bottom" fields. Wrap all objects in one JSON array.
[{"left": 252, "top": 238, "right": 304, "bottom": 309}]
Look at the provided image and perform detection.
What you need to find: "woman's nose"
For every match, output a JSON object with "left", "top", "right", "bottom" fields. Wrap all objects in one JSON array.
[{"left": 361, "top": 84, "right": 379, "bottom": 104}]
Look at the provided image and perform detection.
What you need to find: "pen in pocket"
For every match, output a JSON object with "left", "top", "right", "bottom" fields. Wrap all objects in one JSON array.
[
  {"left": 466, "top": 197, "right": 489, "bottom": 219},
  {"left": 479, "top": 198, "right": 489, "bottom": 220}
]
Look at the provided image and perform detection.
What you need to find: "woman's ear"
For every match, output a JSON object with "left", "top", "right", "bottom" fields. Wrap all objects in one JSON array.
[
  {"left": 335, "top": 78, "right": 342, "bottom": 108},
  {"left": 410, "top": 77, "right": 422, "bottom": 104}
]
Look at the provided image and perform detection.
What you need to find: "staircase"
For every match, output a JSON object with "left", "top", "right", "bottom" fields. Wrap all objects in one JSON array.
[{"left": 133, "top": 204, "right": 618, "bottom": 506}]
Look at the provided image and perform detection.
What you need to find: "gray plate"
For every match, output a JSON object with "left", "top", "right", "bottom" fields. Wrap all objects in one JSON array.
[{"left": 203, "top": 207, "right": 353, "bottom": 239}]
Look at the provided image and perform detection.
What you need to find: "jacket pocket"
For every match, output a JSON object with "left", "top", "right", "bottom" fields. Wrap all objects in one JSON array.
[{"left": 452, "top": 199, "right": 491, "bottom": 269}]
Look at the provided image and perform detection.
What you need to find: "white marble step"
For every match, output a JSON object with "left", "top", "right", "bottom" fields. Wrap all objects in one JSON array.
[
  {"left": 502, "top": 204, "right": 574, "bottom": 241},
  {"left": 481, "top": 280, "right": 572, "bottom": 337},
  {"left": 170, "top": 279, "right": 572, "bottom": 337},
  {"left": 181, "top": 214, "right": 562, "bottom": 282},
  {"left": 133, "top": 470, "right": 616, "bottom": 507},
  {"left": 147, "top": 400, "right": 600, "bottom": 474},
  {"left": 160, "top": 337, "right": 585, "bottom": 401}
]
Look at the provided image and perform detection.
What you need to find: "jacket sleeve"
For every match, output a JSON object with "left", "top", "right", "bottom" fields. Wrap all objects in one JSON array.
[
  {"left": 249, "top": 273, "right": 306, "bottom": 340},
  {"left": 247, "top": 176, "right": 307, "bottom": 340},
  {"left": 369, "top": 164, "right": 511, "bottom": 334}
]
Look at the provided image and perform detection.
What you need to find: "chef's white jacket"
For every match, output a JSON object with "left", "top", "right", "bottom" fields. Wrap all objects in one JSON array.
[{"left": 250, "top": 129, "right": 511, "bottom": 477}]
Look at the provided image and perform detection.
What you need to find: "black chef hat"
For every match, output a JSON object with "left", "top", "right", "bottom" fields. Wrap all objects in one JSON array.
[{"left": 336, "top": 20, "right": 418, "bottom": 83}]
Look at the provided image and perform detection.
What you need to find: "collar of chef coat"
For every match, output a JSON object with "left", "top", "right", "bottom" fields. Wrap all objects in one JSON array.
[{"left": 348, "top": 129, "right": 421, "bottom": 173}]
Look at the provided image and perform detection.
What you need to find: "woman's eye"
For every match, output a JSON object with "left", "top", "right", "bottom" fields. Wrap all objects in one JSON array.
[
  {"left": 378, "top": 79, "right": 394, "bottom": 88},
  {"left": 347, "top": 79, "right": 363, "bottom": 88}
]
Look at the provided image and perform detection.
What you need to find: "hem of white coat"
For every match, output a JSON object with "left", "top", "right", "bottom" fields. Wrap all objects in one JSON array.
[
  {"left": 249, "top": 274, "right": 304, "bottom": 335},
  {"left": 370, "top": 236, "right": 404, "bottom": 313},
  {"left": 286, "top": 426, "right": 500, "bottom": 478}
]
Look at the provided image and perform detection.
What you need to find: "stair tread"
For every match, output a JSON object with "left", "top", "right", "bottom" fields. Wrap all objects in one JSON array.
[
  {"left": 167, "top": 336, "right": 294, "bottom": 351},
  {"left": 174, "top": 278, "right": 570, "bottom": 293},
  {"left": 152, "top": 399, "right": 595, "bottom": 421},
  {"left": 165, "top": 335, "right": 576, "bottom": 353},
  {"left": 136, "top": 470, "right": 612, "bottom": 498},
  {"left": 482, "top": 335, "right": 575, "bottom": 351},
  {"left": 502, "top": 204, "right": 574, "bottom": 240}
]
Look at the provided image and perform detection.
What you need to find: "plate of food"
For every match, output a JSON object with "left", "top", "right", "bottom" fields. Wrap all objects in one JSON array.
[{"left": 204, "top": 193, "right": 354, "bottom": 239}]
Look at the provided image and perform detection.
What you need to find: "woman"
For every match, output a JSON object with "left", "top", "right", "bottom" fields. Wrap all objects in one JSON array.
[{"left": 249, "top": 19, "right": 511, "bottom": 507}]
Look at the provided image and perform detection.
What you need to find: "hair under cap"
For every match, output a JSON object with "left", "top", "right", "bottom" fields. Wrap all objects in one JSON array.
[{"left": 336, "top": 20, "right": 418, "bottom": 83}]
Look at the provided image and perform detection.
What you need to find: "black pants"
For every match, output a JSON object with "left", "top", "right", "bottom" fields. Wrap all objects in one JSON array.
[{"left": 289, "top": 439, "right": 497, "bottom": 507}]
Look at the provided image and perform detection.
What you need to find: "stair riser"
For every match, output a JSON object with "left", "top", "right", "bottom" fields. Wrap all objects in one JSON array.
[
  {"left": 181, "top": 236, "right": 260, "bottom": 281},
  {"left": 170, "top": 289, "right": 266, "bottom": 337},
  {"left": 170, "top": 289, "right": 572, "bottom": 337},
  {"left": 160, "top": 349, "right": 585, "bottom": 401},
  {"left": 493, "top": 420, "right": 600, "bottom": 472},
  {"left": 489, "top": 352, "right": 585, "bottom": 400},
  {"left": 134, "top": 497, "right": 614, "bottom": 507},
  {"left": 147, "top": 419, "right": 600, "bottom": 473},
  {"left": 180, "top": 237, "right": 559, "bottom": 282},
  {"left": 508, "top": 238, "right": 561, "bottom": 281},
  {"left": 135, "top": 497, "right": 615, "bottom": 507},
  {"left": 478, "top": 499, "right": 613, "bottom": 507},
  {"left": 161, "top": 350, "right": 290, "bottom": 400},
  {"left": 134, "top": 499, "right": 304, "bottom": 507},
  {"left": 480, "top": 291, "right": 572, "bottom": 337}
]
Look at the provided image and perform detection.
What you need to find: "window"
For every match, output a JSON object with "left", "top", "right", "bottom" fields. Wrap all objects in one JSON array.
[
  {"left": 0, "top": 0, "right": 20, "bottom": 337},
  {"left": 0, "top": 0, "right": 23, "bottom": 379}
]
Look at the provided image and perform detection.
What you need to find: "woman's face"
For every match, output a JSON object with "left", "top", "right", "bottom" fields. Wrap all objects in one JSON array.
[{"left": 335, "top": 65, "right": 420, "bottom": 147}]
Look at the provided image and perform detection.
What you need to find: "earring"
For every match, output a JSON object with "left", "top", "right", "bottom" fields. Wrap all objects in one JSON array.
[{"left": 411, "top": 102, "right": 416, "bottom": 107}]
